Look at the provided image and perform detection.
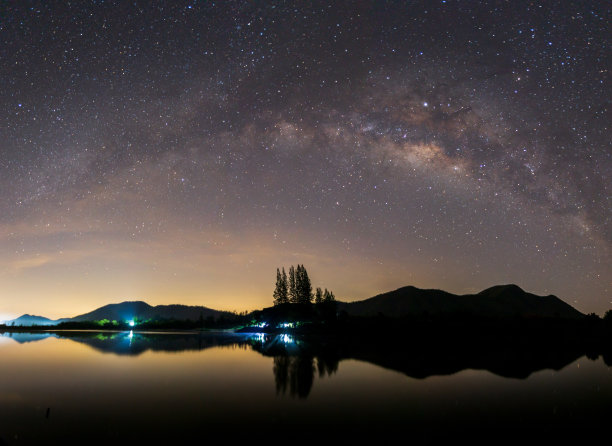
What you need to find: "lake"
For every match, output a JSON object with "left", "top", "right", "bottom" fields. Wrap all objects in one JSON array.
[{"left": 0, "top": 330, "right": 610, "bottom": 445}]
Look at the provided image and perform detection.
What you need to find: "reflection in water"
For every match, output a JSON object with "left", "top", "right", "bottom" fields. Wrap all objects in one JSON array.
[
  {"left": 250, "top": 333, "right": 338, "bottom": 398},
  {"left": 273, "top": 356, "right": 314, "bottom": 398},
  {"left": 1, "top": 331, "right": 57, "bottom": 344},
  {"left": 1, "top": 330, "right": 612, "bottom": 445},
  {"left": 2, "top": 331, "right": 342, "bottom": 399},
  {"left": 317, "top": 354, "right": 339, "bottom": 377},
  {"left": 0, "top": 330, "right": 253, "bottom": 355},
  {"left": 2, "top": 329, "right": 605, "bottom": 391}
]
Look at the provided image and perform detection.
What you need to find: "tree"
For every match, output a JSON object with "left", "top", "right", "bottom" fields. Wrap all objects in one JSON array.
[
  {"left": 273, "top": 268, "right": 282, "bottom": 305},
  {"left": 273, "top": 264, "right": 322, "bottom": 306},
  {"left": 288, "top": 265, "right": 298, "bottom": 303},
  {"left": 315, "top": 287, "right": 323, "bottom": 304},
  {"left": 295, "top": 264, "right": 303, "bottom": 302},
  {"left": 323, "top": 288, "right": 335, "bottom": 302},
  {"left": 297, "top": 264, "right": 313, "bottom": 304},
  {"left": 280, "top": 267, "right": 288, "bottom": 304},
  {"left": 273, "top": 268, "right": 289, "bottom": 305}
]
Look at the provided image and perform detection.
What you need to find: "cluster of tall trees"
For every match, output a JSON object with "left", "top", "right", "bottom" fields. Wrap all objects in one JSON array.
[{"left": 273, "top": 265, "right": 335, "bottom": 305}]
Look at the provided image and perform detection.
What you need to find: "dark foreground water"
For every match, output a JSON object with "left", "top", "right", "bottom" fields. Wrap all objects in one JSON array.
[{"left": 0, "top": 331, "right": 611, "bottom": 445}]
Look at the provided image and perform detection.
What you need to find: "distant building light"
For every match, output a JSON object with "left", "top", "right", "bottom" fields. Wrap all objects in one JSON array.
[{"left": 128, "top": 320, "right": 135, "bottom": 327}]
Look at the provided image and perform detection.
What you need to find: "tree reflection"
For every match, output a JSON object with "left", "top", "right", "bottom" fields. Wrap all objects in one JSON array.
[
  {"left": 253, "top": 334, "right": 339, "bottom": 399},
  {"left": 273, "top": 354, "right": 338, "bottom": 399},
  {"left": 275, "top": 355, "right": 314, "bottom": 398},
  {"left": 316, "top": 355, "right": 338, "bottom": 377},
  {"left": 273, "top": 355, "right": 290, "bottom": 395}
]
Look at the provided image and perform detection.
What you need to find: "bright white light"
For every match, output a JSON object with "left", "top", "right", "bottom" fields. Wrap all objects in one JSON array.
[
  {"left": 281, "top": 334, "right": 293, "bottom": 344},
  {"left": 423, "top": 102, "right": 428, "bottom": 107},
  {"left": 128, "top": 320, "right": 135, "bottom": 327}
]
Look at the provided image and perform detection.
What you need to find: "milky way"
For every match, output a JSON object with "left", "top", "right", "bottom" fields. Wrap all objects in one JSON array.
[{"left": 0, "top": 1, "right": 610, "bottom": 318}]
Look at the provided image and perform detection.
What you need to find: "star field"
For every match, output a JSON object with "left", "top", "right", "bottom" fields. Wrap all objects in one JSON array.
[{"left": 0, "top": 0, "right": 610, "bottom": 319}]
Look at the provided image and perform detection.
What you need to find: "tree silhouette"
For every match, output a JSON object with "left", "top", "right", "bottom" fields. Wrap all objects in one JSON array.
[
  {"left": 273, "top": 264, "right": 332, "bottom": 307},
  {"left": 297, "top": 264, "right": 313, "bottom": 304},
  {"left": 273, "top": 268, "right": 284, "bottom": 305},
  {"left": 295, "top": 264, "right": 303, "bottom": 302},
  {"left": 315, "top": 287, "right": 323, "bottom": 304},
  {"left": 273, "top": 268, "right": 290, "bottom": 305},
  {"left": 281, "top": 268, "right": 288, "bottom": 303},
  {"left": 288, "top": 265, "right": 298, "bottom": 303}
]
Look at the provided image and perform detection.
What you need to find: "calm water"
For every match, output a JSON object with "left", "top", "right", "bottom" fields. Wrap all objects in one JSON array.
[{"left": 0, "top": 331, "right": 611, "bottom": 445}]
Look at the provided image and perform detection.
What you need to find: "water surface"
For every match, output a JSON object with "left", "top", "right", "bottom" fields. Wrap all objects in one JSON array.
[{"left": 0, "top": 331, "right": 610, "bottom": 445}]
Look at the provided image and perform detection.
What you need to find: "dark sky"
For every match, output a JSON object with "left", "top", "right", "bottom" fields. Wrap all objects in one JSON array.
[{"left": 1, "top": 0, "right": 610, "bottom": 319}]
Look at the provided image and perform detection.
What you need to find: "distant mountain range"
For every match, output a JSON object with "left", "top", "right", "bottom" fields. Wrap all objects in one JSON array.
[
  {"left": 68, "top": 301, "right": 228, "bottom": 323},
  {"left": 2, "top": 301, "right": 232, "bottom": 327},
  {"left": 337, "top": 284, "right": 584, "bottom": 319},
  {"left": 3, "top": 314, "right": 60, "bottom": 326},
  {"left": 2, "top": 284, "right": 585, "bottom": 327}
]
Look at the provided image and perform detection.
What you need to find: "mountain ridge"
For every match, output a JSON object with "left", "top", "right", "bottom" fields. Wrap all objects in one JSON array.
[
  {"left": 68, "top": 300, "right": 231, "bottom": 323},
  {"left": 338, "top": 284, "right": 584, "bottom": 319},
  {"left": 2, "top": 284, "right": 586, "bottom": 326},
  {"left": 2, "top": 314, "right": 59, "bottom": 326},
  {"left": 3, "top": 301, "right": 233, "bottom": 326}
]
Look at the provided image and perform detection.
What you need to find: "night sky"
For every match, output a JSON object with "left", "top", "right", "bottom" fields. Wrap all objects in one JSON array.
[{"left": 1, "top": 0, "right": 610, "bottom": 320}]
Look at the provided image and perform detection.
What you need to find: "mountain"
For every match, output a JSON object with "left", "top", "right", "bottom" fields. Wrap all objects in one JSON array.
[
  {"left": 2, "top": 284, "right": 584, "bottom": 327},
  {"left": 1, "top": 301, "right": 234, "bottom": 327},
  {"left": 4, "top": 314, "right": 59, "bottom": 326},
  {"left": 68, "top": 300, "right": 231, "bottom": 323},
  {"left": 338, "top": 284, "right": 584, "bottom": 319}
]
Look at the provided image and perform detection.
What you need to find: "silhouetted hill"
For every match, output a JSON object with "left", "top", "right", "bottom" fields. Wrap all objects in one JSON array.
[
  {"left": 68, "top": 300, "right": 231, "bottom": 323},
  {"left": 4, "top": 314, "right": 59, "bottom": 326},
  {"left": 338, "top": 284, "right": 584, "bottom": 319}
]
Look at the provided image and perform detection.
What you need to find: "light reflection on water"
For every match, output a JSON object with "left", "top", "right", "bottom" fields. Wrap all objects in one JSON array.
[{"left": 0, "top": 331, "right": 611, "bottom": 444}]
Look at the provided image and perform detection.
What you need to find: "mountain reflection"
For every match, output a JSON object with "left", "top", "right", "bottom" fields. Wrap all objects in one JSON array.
[
  {"left": 2, "top": 330, "right": 603, "bottom": 396},
  {"left": 1, "top": 330, "right": 253, "bottom": 355}
]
